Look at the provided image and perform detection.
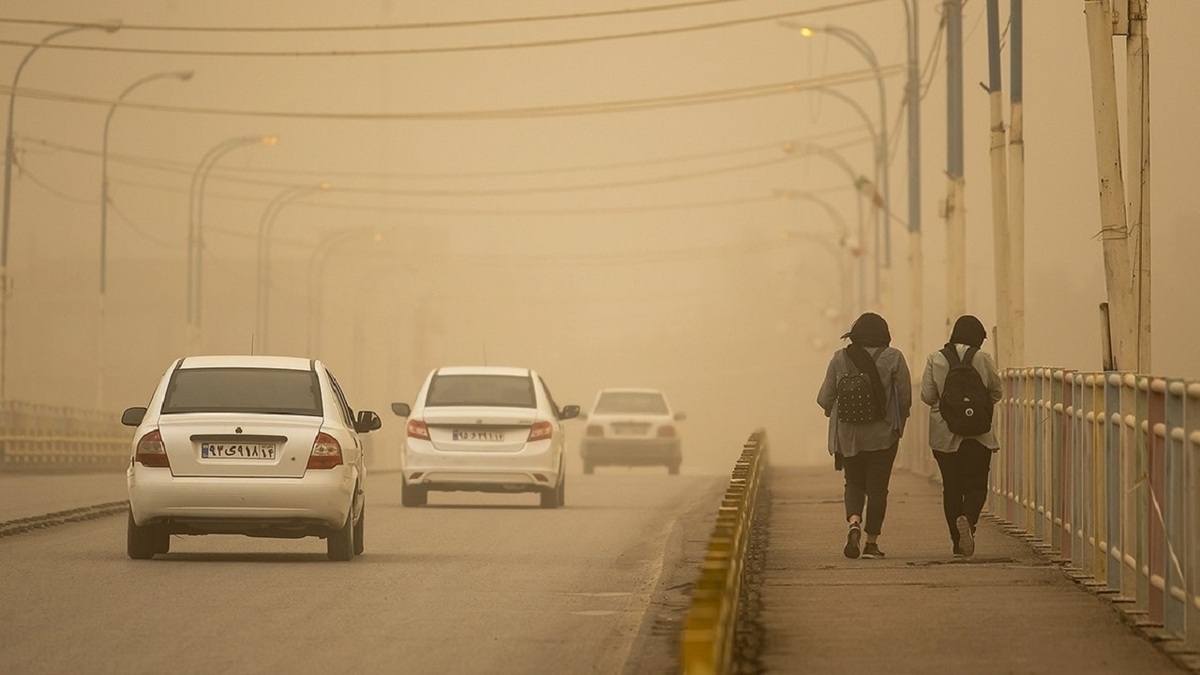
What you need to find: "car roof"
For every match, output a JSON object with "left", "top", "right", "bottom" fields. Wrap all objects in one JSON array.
[
  {"left": 178, "top": 355, "right": 316, "bottom": 371},
  {"left": 434, "top": 366, "right": 532, "bottom": 377},
  {"left": 597, "top": 387, "right": 665, "bottom": 395}
]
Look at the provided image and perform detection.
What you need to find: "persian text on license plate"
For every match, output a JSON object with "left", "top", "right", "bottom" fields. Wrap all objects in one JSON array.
[
  {"left": 452, "top": 429, "right": 505, "bottom": 442},
  {"left": 201, "top": 443, "right": 277, "bottom": 459}
]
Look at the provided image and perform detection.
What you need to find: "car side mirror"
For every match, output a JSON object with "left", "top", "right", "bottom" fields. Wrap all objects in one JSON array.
[
  {"left": 560, "top": 404, "right": 580, "bottom": 420},
  {"left": 673, "top": 412, "right": 687, "bottom": 422},
  {"left": 355, "top": 410, "right": 382, "bottom": 433},
  {"left": 121, "top": 407, "right": 146, "bottom": 427},
  {"left": 391, "top": 402, "right": 411, "bottom": 418}
]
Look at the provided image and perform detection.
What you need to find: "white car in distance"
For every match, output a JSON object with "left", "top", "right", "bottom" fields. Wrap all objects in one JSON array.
[
  {"left": 122, "top": 355, "right": 381, "bottom": 561},
  {"left": 580, "top": 388, "right": 685, "bottom": 475},
  {"left": 391, "top": 366, "right": 579, "bottom": 508}
]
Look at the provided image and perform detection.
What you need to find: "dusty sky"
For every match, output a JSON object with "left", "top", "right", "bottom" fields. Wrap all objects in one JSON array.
[{"left": 2, "top": 1, "right": 1197, "bottom": 466}]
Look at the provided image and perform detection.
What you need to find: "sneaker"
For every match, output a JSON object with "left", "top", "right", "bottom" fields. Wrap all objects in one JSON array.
[
  {"left": 952, "top": 545, "right": 965, "bottom": 557},
  {"left": 843, "top": 524, "right": 861, "bottom": 559},
  {"left": 956, "top": 515, "right": 975, "bottom": 557},
  {"left": 861, "top": 542, "right": 885, "bottom": 558}
]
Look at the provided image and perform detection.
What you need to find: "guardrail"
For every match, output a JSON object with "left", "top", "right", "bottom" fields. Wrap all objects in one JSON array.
[
  {"left": 680, "top": 429, "right": 769, "bottom": 675},
  {"left": 992, "top": 368, "right": 1200, "bottom": 650},
  {"left": 0, "top": 401, "right": 129, "bottom": 472}
]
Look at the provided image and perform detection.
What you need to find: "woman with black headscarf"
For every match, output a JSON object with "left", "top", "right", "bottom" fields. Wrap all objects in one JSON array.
[
  {"left": 817, "top": 312, "right": 912, "bottom": 559},
  {"left": 920, "top": 315, "right": 1003, "bottom": 557}
]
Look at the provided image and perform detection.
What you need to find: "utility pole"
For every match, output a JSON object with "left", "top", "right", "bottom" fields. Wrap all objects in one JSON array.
[
  {"left": 985, "top": 0, "right": 1013, "bottom": 369},
  {"left": 944, "top": 0, "right": 966, "bottom": 331},
  {"left": 1083, "top": 0, "right": 1136, "bottom": 371},
  {"left": 1008, "top": 1, "right": 1026, "bottom": 365},
  {"left": 904, "top": 0, "right": 923, "bottom": 365},
  {"left": 1126, "top": 0, "right": 1151, "bottom": 373}
]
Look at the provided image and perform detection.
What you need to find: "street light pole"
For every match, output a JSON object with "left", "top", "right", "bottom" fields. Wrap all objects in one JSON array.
[
  {"left": 187, "top": 134, "right": 277, "bottom": 351},
  {"left": 307, "top": 228, "right": 384, "bottom": 357},
  {"left": 97, "top": 69, "right": 192, "bottom": 409},
  {"left": 0, "top": 21, "right": 120, "bottom": 401},
  {"left": 777, "top": 190, "right": 863, "bottom": 315},
  {"left": 256, "top": 182, "right": 329, "bottom": 353}
]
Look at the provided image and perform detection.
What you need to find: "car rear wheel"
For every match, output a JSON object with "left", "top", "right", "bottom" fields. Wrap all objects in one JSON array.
[
  {"left": 327, "top": 511, "right": 355, "bottom": 561},
  {"left": 540, "top": 474, "right": 564, "bottom": 509},
  {"left": 353, "top": 506, "right": 365, "bottom": 556},
  {"left": 127, "top": 512, "right": 166, "bottom": 560},
  {"left": 668, "top": 463, "right": 680, "bottom": 475},
  {"left": 401, "top": 481, "right": 428, "bottom": 507}
]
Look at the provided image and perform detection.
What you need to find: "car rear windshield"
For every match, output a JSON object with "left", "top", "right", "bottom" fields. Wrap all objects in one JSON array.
[
  {"left": 594, "top": 392, "right": 669, "bottom": 415},
  {"left": 426, "top": 374, "right": 536, "bottom": 408},
  {"left": 161, "top": 368, "right": 323, "bottom": 415}
]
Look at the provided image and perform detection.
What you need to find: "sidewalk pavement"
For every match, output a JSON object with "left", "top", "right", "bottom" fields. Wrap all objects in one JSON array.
[
  {"left": 0, "top": 471, "right": 127, "bottom": 523},
  {"left": 758, "top": 464, "right": 1188, "bottom": 674}
]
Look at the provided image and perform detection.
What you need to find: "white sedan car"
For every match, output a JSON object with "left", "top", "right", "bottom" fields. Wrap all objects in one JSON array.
[
  {"left": 122, "top": 355, "right": 381, "bottom": 561},
  {"left": 391, "top": 366, "right": 579, "bottom": 508},
  {"left": 580, "top": 388, "right": 685, "bottom": 475}
]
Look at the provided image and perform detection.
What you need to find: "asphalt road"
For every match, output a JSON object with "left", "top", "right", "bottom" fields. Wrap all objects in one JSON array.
[{"left": 0, "top": 468, "right": 726, "bottom": 675}]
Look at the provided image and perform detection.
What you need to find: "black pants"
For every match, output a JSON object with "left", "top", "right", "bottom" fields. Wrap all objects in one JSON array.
[
  {"left": 932, "top": 439, "right": 993, "bottom": 545},
  {"left": 842, "top": 442, "right": 898, "bottom": 536}
]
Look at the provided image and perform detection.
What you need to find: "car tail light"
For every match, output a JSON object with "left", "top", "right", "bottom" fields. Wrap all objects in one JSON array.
[
  {"left": 657, "top": 425, "right": 676, "bottom": 438},
  {"left": 407, "top": 419, "right": 430, "bottom": 440},
  {"left": 527, "top": 420, "right": 553, "bottom": 442},
  {"left": 135, "top": 430, "right": 170, "bottom": 468},
  {"left": 585, "top": 424, "right": 604, "bottom": 438},
  {"left": 307, "top": 432, "right": 343, "bottom": 469}
]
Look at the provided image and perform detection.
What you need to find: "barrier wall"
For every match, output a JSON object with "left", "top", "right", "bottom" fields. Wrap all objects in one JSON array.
[
  {"left": 992, "top": 368, "right": 1200, "bottom": 645},
  {"left": 680, "top": 429, "right": 769, "bottom": 675},
  {"left": 0, "top": 401, "right": 129, "bottom": 472}
]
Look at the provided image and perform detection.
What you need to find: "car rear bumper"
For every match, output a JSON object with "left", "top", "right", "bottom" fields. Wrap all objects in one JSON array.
[
  {"left": 127, "top": 465, "right": 356, "bottom": 531},
  {"left": 581, "top": 438, "right": 681, "bottom": 466},
  {"left": 403, "top": 441, "right": 561, "bottom": 492}
]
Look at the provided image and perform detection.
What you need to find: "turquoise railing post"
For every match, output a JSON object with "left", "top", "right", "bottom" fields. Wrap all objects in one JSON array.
[
  {"left": 1185, "top": 383, "right": 1200, "bottom": 649},
  {"left": 1104, "top": 369, "right": 1123, "bottom": 590},
  {"left": 1060, "top": 370, "right": 1075, "bottom": 561},
  {"left": 1148, "top": 377, "right": 1167, "bottom": 626},
  {"left": 1032, "top": 368, "right": 1046, "bottom": 540},
  {"left": 1133, "top": 375, "right": 1151, "bottom": 610},
  {"left": 1075, "top": 373, "right": 1092, "bottom": 576},
  {"left": 1164, "top": 378, "right": 1187, "bottom": 638}
]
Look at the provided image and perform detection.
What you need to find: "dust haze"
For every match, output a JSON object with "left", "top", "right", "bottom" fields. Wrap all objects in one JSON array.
[{"left": 3, "top": 2, "right": 1198, "bottom": 469}]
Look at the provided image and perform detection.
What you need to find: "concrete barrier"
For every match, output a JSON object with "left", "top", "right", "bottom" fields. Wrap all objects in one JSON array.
[{"left": 680, "top": 429, "right": 769, "bottom": 675}]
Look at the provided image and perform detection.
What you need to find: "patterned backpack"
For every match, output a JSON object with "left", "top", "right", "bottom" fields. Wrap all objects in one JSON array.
[{"left": 836, "top": 348, "right": 885, "bottom": 424}]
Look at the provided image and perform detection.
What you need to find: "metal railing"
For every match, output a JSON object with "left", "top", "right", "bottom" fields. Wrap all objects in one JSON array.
[
  {"left": 0, "top": 401, "right": 129, "bottom": 471},
  {"left": 989, "top": 368, "right": 1200, "bottom": 645},
  {"left": 680, "top": 429, "right": 769, "bottom": 675}
]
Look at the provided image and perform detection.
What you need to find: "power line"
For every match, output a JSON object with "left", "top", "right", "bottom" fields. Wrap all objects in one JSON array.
[
  {"left": 0, "top": 0, "right": 890, "bottom": 58},
  {"left": 1, "top": 66, "right": 904, "bottom": 121},
  {"left": 0, "top": 0, "right": 753, "bottom": 33}
]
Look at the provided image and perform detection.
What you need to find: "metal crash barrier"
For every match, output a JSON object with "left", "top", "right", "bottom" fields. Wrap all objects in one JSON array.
[
  {"left": 992, "top": 368, "right": 1200, "bottom": 650},
  {"left": 0, "top": 401, "right": 129, "bottom": 472},
  {"left": 680, "top": 429, "right": 769, "bottom": 675}
]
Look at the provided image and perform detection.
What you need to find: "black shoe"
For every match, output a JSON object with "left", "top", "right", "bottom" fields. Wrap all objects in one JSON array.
[
  {"left": 955, "top": 516, "right": 975, "bottom": 557},
  {"left": 952, "top": 545, "right": 965, "bottom": 557},
  {"left": 843, "top": 524, "right": 861, "bottom": 559},
  {"left": 861, "top": 542, "right": 885, "bottom": 558}
]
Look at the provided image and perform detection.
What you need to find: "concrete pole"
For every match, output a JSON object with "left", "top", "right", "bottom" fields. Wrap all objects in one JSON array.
[
  {"left": 986, "top": 0, "right": 1013, "bottom": 369},
  {"left": 1084, "top": 0, "right": 1136, "bottom": 371},
  {"left": 945, "top": 0, "right": 967, "bottom": 331},
  {"left": 1008, "top": 1, "right": 1026, "bottom": 366},
  {"left": 904, "top": 0, "right": 922, "bottom": 361},
  {"left": 1127, "top": 0, "right": 1151, "bottom": 372}
]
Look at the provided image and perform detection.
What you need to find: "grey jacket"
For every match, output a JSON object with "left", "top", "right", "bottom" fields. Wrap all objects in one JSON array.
[
  {"left": 817, "top": 346, "right": 912, "bottom": 458},
  {"left": 919, "top": 343, "right": 1004, "bottom": 452}
]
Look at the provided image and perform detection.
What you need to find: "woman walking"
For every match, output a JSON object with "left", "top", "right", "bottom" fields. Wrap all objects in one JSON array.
[
  {"left": 817, "top": 312, "right": 912, "bottom": 559},
  {"left": 920, "top": 315, "right": 1003, "bottom": 557}
]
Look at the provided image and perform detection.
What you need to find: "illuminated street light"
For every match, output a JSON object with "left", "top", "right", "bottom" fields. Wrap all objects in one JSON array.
[
  {"left": 0, "top": 20, "right": 121, "bottom": 400},
  {"left": 96, "top": 69, "right": 192, "bottom": 408},
  {"left": 187, "top": 134, "right": 277, "bottom": 347},
  {"left": 256, "top": 182, "right": 331, "bottom": 353}
]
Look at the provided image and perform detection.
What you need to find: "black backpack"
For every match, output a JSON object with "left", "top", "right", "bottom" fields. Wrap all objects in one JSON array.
[
  {"left": 939, "top": 346, "right": 993, "bottom": 436},
  {"left": 836, "top": 348, "right": 885, "bottom": 425}
]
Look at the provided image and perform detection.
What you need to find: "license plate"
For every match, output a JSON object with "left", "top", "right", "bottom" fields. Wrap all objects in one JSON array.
[
  {"left": 200, "top": 443, "right": 277, "bottom": 459},
  {"left": 452, "top": 429, "right": 505, "bottom": 442}
]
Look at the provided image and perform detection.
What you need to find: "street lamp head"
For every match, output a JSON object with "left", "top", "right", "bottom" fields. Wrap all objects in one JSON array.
[
  {"left": 175, "top": 70, "right": 195, "bottom": 82},
  {"left": 261, "top": 135, "right": 279, "bottom": 147},
  {"left": 777, "top": 20, "right": 816, "bottom": 37},
  {"left": 97, "top": 20, "right": 123, "bottom": 33},
  {"left": 318, "top": 181, "right": 332, "bottom": 191}
]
